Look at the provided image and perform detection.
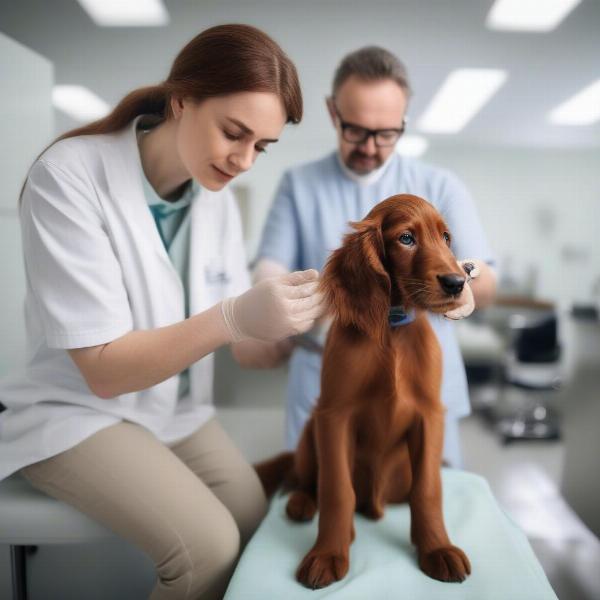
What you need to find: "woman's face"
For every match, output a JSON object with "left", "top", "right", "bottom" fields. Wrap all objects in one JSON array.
[{"left": 173, "top": 91, "right": 287, "bottom": 191}]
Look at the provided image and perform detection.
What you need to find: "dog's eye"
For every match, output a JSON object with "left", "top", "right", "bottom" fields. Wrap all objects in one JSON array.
[
  {"left": 443, "top": 232, "right": 451, "bottom": 244},
  {"left": 399, "top": 233, "right": 415, "bottom": 246}
]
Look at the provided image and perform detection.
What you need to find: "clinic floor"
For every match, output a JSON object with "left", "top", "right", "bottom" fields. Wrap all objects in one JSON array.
[
  {"left": 1, "top": 387, "right": 599, "bottom": 598},
  {"left": 458, "top": 411, "right": 600, "bottom": 600}
]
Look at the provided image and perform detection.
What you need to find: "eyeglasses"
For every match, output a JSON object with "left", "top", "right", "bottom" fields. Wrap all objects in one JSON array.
[{"left": 332, "top": 102, "right": 406, "bottom": 147}]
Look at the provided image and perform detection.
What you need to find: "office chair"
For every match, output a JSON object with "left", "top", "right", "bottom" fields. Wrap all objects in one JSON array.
[{"left": 497, "top": 313, "right": 562, "bottom": 442}]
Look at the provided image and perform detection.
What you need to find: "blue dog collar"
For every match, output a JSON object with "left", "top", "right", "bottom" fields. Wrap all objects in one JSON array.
[{"left": 388, "top": 306, "right": 416, "bottom": 327}]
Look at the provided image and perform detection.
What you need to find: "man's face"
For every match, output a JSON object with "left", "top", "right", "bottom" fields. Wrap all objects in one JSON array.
[{"left": 329, "top": 76, "right": 408, "bottom": 175}]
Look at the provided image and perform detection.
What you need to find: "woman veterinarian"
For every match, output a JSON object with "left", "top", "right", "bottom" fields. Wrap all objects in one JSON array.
[{"left": 0, "top": 24, "right": 323, "bottom": 600}]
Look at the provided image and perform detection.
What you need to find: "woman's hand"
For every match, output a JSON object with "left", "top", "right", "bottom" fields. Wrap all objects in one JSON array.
[{"left": 221, "top": 270, "right": 324, "bottom": 342}]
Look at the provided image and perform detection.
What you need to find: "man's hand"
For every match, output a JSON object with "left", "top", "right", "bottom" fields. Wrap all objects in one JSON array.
[
  {"left": 444, "top": 259, "right": 481, "bottom": 321},
  {"left": 231, "top": 337, "right": 294, "bottom": 369}
]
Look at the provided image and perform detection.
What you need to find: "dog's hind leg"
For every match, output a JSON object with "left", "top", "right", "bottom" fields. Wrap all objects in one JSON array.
[
  {"left": 286, "top": 418, "right": 318, "bottom": 522},
  {"left": 254, "top": 452, "right": 295, "bottom": 498},
  {"left": 287, "top": 490, "right": 317, "bottom": 522}
]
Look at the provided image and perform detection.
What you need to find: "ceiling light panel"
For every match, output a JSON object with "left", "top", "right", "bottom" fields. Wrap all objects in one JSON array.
[
  {"left": 417, "top": 69, "right": 507, "bottom": 134},
  {"left": 52, "top": 85, "right": 111, "bottom": 122},
  {"left": 549, "top": 79, "right": 600, "bottom": 125},
  {"left": 486, "top": 0, "right": 581, "bottom": 32},
  {"left": 395, "top": 135, "right": 429, "bottom": 157},
  {"left": 77, "top": 0, "right": 169, "bottom": 27}
]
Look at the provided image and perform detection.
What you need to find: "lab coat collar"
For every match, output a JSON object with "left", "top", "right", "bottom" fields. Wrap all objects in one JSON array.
[
  {"left": 102, "top": 117, "right": 224, "bottom": 321},
  {"left": 105, "top": 117, "right": 174, "bottom": 263},
  {"left": 100, "top": 118, "right": 188, "bottom": 314}
]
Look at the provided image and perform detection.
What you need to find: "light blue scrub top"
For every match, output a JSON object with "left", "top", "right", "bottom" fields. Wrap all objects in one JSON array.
[
  {"left": 257, "top": 151, "right": 496, "bottom": 455},
  {"left": 141, "top": 171, "right": 198, "bottom": 399}
]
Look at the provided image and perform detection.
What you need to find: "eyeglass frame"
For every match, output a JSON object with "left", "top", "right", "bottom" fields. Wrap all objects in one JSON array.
[{"left": 330, "top": 100, "right": 407, "bottom": 147}]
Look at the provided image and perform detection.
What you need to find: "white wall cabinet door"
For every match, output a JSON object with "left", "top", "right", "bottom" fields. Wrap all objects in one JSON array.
[{"left": 0, "top": 32, "right": 53, "bottom": 376}]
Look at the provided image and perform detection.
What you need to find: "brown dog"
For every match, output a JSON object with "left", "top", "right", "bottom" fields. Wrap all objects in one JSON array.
[{"left": 256, "top": 194, "right": 472, "bottom": 589}]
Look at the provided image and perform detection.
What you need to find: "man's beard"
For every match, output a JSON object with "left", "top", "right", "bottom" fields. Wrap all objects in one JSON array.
[{"left": 346, "top": 149, "right": 383, "bottom": 174}]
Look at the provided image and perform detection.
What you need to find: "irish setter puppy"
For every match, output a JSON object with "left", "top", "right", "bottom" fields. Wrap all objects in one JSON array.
[{"left": 257, "top": 194, "right": 472, "bottom": 589}]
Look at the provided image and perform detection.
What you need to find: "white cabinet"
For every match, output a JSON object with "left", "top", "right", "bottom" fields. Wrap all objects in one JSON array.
[{"left": 0, "top": 32, "right": 53, "bottom": 376}]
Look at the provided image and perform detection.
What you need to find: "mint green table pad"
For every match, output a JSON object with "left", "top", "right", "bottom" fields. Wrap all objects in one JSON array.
[{"left": 225, "top": 469, "right": 557, "bottom": 600}]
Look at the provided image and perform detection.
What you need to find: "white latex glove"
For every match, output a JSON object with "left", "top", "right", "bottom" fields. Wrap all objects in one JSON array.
[
  {"left": 444, "top": 259, "right": 480, "bottom": 321},
  {"left": 221, "top": 269, "right": 324, "bottom": 342},
  {"left": 252, "top": 257, "right": 290, "bottom": 283}
]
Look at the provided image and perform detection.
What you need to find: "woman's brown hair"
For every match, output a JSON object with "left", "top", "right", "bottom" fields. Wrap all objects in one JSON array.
[
  {"left": 54, "top": 23, "right": 302, "bottom": 144},
  {"left": 18, "top": 24, "right": 301, "bottom": 203}
]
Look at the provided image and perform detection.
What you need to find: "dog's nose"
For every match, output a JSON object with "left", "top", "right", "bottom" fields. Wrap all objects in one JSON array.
[{"left": 437, "top": 273, "right": 465, "bottom": 296}]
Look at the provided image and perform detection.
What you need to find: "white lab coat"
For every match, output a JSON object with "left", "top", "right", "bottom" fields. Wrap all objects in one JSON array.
[{"left": 0, "top": 118, "right": 250, "bottom": 481}]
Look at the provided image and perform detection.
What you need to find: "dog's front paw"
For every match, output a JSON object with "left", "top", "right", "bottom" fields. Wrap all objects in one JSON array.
[
  {"left": 296, "top": 549, "right": 349, "bottom": 589},
  {"left": 419, "top": 545, "right": 471, "bottom": 582}
]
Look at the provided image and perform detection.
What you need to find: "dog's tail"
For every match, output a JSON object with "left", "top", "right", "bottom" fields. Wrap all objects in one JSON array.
[{"left": 253, "top": 451, "right": 295, "bottom": 498}]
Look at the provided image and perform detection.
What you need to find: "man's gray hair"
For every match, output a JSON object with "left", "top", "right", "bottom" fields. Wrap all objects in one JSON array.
[{"left": 332, "top": 46, "right": 412, "bottom": 97}]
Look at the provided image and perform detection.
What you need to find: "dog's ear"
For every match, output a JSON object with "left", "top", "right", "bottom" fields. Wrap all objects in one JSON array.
[{"left": 320, "top": 217, "right": 390, "bottom": 343}]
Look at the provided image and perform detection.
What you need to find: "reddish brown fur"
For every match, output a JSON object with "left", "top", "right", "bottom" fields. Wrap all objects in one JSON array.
[{"left": 256, "top": 194, "right": 471, "bottom": 588}]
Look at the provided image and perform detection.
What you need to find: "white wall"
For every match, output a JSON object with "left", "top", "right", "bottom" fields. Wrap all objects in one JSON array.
[
  {"left": 427, "top": 145, "right": 600, "bottom": 310},
  {"left": 236, "top": 136, "right": 600, "bottom": 313},
  {"left": 2, "top": 24, "right": 598, "bottom": 367},
  {"left": 0, "top": 32, "right": 53, "bottom": 376},
  {"left": 0, "top": 33, "right": 53, "bottom": 211},
  {"left": 0, "top": 29, "right": 54, "bottom": 600},
  {"left": 233, "top": 128, "right": 333, "bottom": 260}
]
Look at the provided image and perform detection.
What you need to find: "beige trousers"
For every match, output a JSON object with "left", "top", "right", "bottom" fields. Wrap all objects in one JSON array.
[{"left": 21, "top": 417, "right": 268, "bottom": 600}]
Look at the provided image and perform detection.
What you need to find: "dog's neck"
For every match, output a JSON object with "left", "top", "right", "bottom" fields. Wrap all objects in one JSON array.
[
  {"left": 388, "top": 306, "right": 416, "bottom": 327},
  {"left": 387, "top": 281, "right": 416, "bottom": 327}
]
